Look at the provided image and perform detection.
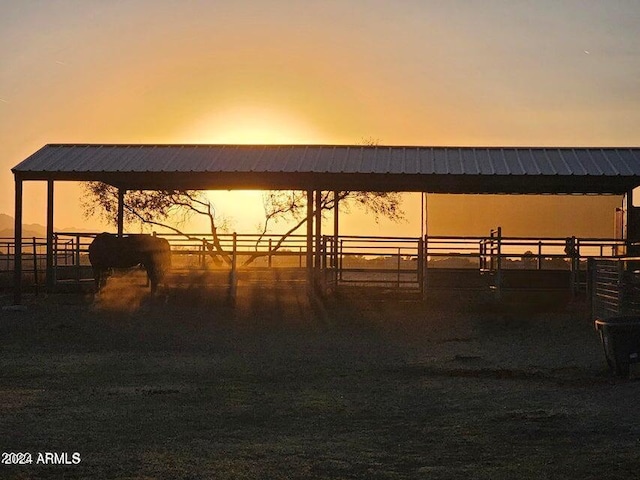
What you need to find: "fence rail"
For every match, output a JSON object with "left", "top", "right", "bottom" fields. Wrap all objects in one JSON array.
[
  {"left": 1, "top": 232, "right": 629, "bottom": 295},
  {"left": 591, "top": 257, "right": 640, "bottom": 319}
]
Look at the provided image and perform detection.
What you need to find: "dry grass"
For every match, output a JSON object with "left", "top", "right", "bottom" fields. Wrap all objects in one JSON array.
[{"left": 1, "top": 280, "right": 640, "bottom": 479}]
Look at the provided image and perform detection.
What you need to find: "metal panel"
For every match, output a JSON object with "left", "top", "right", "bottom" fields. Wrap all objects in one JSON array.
[
  {"left": 11, "top": 144, "right": 640, "bottom": 194},
  {"left": 544, "top": 149, "right": 571, "bottom": 175},
  {"left": 460, "top": 149, "right": 480, "bottom": 175}
]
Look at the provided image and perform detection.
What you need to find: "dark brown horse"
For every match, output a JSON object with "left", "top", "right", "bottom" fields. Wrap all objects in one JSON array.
[{"left": 88, "top": 233, "right": 172, "bottom": 293}]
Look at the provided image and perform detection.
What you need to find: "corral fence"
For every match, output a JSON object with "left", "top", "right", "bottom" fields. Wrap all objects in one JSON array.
[
  {"left": 321, "top": 233, "right": 624, "bottom": 296},
  {"left": 590, "top": 257, "right": 640, "bottom": 319},
  {"left": 0, "top": 231, "right": 627, "bottom": 297}
]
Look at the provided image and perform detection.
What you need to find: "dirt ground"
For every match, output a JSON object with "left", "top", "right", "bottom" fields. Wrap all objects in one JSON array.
[{"left": 1, "top": 277, "right": 640, "bottom": 479}]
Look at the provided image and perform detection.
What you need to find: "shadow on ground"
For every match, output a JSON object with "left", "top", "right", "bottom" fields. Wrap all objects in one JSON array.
[{"left": 1, "top": 280, "right": 639, "bottom": 479}]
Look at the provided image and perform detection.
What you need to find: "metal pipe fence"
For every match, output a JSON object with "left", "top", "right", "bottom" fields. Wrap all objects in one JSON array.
[
  {"left": 0, "top": 232, "right": 629, "bottom": 294},
  {"left": 590, "top": 257, "right": 640, "bottom": 319}
]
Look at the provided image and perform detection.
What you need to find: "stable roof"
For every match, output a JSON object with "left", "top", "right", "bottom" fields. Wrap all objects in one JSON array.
[{"left": 12, "top": 144, "right": 640, "bottom": 194}]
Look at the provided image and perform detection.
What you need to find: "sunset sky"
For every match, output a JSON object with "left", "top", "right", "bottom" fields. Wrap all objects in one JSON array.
[{"left": 1, "top": 1, "right": 639, "bottom": 236}]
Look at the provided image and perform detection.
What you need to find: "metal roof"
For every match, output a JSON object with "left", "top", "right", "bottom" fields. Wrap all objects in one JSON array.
[{"left": 12, "top": 144, "right": 640, "bottom": 194}]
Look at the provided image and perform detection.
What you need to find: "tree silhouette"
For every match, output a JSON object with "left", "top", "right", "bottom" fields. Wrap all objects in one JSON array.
[{"left": 82, "top": 141, "right": 404, "bottom": 266}]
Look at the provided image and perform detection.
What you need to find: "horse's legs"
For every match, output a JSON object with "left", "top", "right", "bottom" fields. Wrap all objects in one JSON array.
[
  {"left": 146, "top": 264, "right": 158, "bottom": 294},
  {"left": 93, "top": 267, "right": 101, "bottom": 292}
]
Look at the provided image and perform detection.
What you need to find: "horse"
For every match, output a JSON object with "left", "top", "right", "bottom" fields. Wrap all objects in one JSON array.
[{"left": 88, "top": 233, "right": 172, "bottom": 294}]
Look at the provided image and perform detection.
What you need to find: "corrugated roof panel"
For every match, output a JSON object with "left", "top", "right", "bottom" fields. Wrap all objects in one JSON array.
[
  {"left": 416, "top": 148, "right": 434, "bottom": 174},
  {"left": 323, "top": 145, "right": 345, "bottom": 173},
  {"left": 432, "top": 148, "right": 449, "bottom": 174},
  {"left": 278, "top": 146, "right": 292, "bottom": 171},
  {"left": 115, "top": 146, "right": 140, "bottom": 171},
  {"left": 37, "top": 145, "right": 76, "bottom": 171},
  {"left": 627, "top": 149, "right": 640, "bottom": 174},
  {"left": 180, "top": 145, "right": 201, "bottom": 172},
  {"left": 106, "top": 146, "right": 135, "bottom": 171},
  {"left": 77, "top": 145, "right": 112, "bottom": 171},
  {"left": 558, "top": 149, "right": 586, "bottom": 175},
  {"left": 544, "top": 149, "right": 571, "bottom": 175},
  {"left": 576, "top": 149, "right": 603, "bottom": 175},
  {"left": 574, "top": 149, "right": 600, "bottom": 175},
  {"left": 530, "top": 149, "right": 554, "bottom": 175},
  {"left": 300, "top": 146, "right": 323, "bottom": 173},
  {"left": 614, "top": 149, "right": 640, "bottom": 175},
  {"left": 11, "top": 144, "right": 640, "bottom": 186},
  {"left": 135, "top": 145, "right": 159, "bottom": 172},
  {"left": 489, "top": 150, "right": 508, "bottom": 175},
  {"left": 248, "top": 145, "right": 270, "bottom": 171},
  {"left": 339, "top": 147, "right": 359, "bottom": 174},
  {"left": 244, "top": 146, "right": 266, "bottom": 172},
  {"left": 301, "top": 146, "right": 315, "bottom": 173},
  {"left": 155, "top": 145, "right": 179, "bottom": 172},
  {"left": 217, "top": 145, "right": 234, "bottom": 170},
  {"left": 502, "top": 149, "right": 525, "bottom": 175},
  {"left": 306, "top": 146, "right": 322, "bottom": 173},
  {"left": 443, "top": 149, "right": 460, "bottom": 175},
  {"left": 41, "top": 145, "right": 81, "bottom": 171},
  {"left": 188, "top": 145, "right": 215, "bottom": 172},
  {"left": 401, "top": 147, "right": 418, "bottom": 174},
  {"left": 221, "top": 145, "right": 244, "bottom": 171},
  {"left": 473, "top": 149, "right": 494, "bottom": 175},
  {"left": 459, "top": 149, "right": 479, "bottom": 175},
  {"left": 326, "top": 147, "right": 348, "bottom": 173},
  {"left": 518, "top": 149, "right": 540, "bottom": 175},
  {"left": 589, "top": 149, "right": 617, "bottom": 176},
  {"left": 357, "top": 147, "right": 371, "bottom": 174},
  {"left": 370, "top": 147, "right": 389, "bottom": 174},
  {"left": 294, "top": 146, "right": 312, "bottom": 173},
  {"left": 389, "top": 147, "right": 405, "bottom": 174}
]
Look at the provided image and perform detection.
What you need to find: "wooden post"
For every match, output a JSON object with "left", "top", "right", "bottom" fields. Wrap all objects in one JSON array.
[
  {"left": 333, "top": 191, "right": 339, "bottom": 285},
  {"left": 396, "top": 247, "right": 401, "bottom": 289},
  {"left": 32, "top": 237, "right": 39, "bottom": 296},
  {"left": 322, "top": 236, "right": 327, "bottom": 269},
  {"left": 314, "top": 190, "right": 323, "bottom": 294},
  {"left": 54, "top": 234, "right": 58, "bottom": 284},
  {"left": 423, "top": 234, "right": 429, "bottom": 296},
  {"left": 339, "top": 239, "right": 343, "bottom": 281},
  {"left": 75, "top": 235, "right": 81, "bottom": 288},
  {"left": 228, "top": 232, "right": 238, "bottom": 305},
  {"left": 13, "top": 175, "right": 23, "bottom": 305},
  {"left": 268, "top": 238, "right": 273, "bottom": 268},
  {"left": 117, "top": 188, "right": 125, "bottom": 238},
  {"left": 537, "top": 241, "right": 542, "bottom": 270},
  {"left": 418, "top": 237, "right": 424, "bottom": 298},
  {"left": 306, "top": 190, "right": 314, "bottom": 286},
  {"left": 495, "top": 227, "right": 502, "bottom": 300},
  {"left": 46, "top": 179, "right": 55, "bottom": 292},
  {"left": 625, "top": 189, "right": 633, "bottom": 249},
  {"left": 586, "top": 257, "right": 595, "bottom": 318},
  {"left": 573, "top": 237, "right": 580, "bottom": 296},
  {"left": 314, "top": 190, "right": 322, "bottom": 270},
  {"left": 618, "top": 259, "right": 625, "bottom": 314}
]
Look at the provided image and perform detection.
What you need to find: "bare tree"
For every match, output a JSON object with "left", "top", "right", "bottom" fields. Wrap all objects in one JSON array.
[
  {"left": 247, "top": 189, "right": 403, "bottom": 265},
  {"left": 82, "top": 139, "right": 405, "bottom": 267},
  {"left": 82, "top": 183, "right": 231, "bottom": 266}
]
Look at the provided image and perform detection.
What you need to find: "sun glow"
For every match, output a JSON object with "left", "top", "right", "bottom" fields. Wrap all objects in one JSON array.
[{"left": 179, "top": 105, "right": 323, "bottom": 145}]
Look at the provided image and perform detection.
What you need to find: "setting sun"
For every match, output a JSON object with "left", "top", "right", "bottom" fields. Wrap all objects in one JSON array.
[{"left": 180, "top": 105, "right": 323, "bottom": 145}]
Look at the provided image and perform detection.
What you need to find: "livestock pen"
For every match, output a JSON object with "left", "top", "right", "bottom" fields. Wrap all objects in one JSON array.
[{"left": 1, "top": 232, "right": 625, "bottom": 303}]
